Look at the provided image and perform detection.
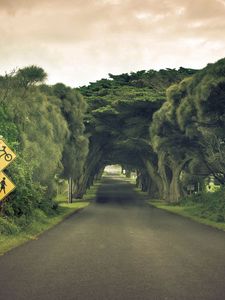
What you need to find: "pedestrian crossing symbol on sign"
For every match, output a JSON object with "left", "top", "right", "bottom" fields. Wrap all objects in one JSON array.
[
  {"left": 0, "top": 139, "right": 16, "bottom": 171},
  {"left": 0, "top": 171, "right": 16, "bottom": 201}
]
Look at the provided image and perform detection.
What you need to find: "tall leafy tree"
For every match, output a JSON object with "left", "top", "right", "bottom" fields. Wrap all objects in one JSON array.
[
  {"left": 53, "top": 83, "right": 89, "bottom": 199},
  {"left": 78, "top": 67, "right": 197, "bottom": 198}
]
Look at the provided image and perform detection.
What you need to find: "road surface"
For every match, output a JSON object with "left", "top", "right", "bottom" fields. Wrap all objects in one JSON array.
[{"left": 0, "top": 174, "right": 225, "bottom": 300}]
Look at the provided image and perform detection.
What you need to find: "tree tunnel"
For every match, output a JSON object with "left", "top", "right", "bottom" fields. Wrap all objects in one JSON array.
[
  {"left": 73, "top": 101, "right": 174, "bottom": 202},
  {"left": 1, "top": 61, "right": 224, "bottom": 221},
  {"left": 72, "top": 60, "right": 225, "bottom": 203}
]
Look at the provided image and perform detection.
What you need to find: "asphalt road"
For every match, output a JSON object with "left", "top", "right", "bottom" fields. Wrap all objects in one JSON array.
[{"left": 0, "top": 174, "right": 225, "bottom": 300}]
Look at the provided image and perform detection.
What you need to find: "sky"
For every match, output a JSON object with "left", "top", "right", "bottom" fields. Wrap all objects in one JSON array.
[{"left": 0, "top": 0, "right": 225, "bottom": 87}]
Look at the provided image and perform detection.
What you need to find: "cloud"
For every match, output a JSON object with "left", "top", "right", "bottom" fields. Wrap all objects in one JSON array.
[{"left": 0, "top": 0, "right": 225, "bottom": 86}]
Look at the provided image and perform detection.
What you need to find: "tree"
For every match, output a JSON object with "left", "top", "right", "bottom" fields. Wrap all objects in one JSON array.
[
  {"left": 78, "top": 67, "right": 195, "bottom": 198},
  {"left": 0, "top": 64, "right": 91, "bottom": 213},
  {"left": 52, "top": 84, "right": 89, "bottom": 200},
  {"left": 16, "top": 65, "right": 47, "bottom": 89},
  {"left": 150, "top": 58, "right": 225, "bottom": 202}
]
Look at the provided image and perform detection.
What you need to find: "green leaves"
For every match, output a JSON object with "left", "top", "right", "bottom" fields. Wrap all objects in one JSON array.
[
  {"left": 16, "top": 65, "right": 47, "bottom": 88},
  {"left": 79, "top": 67, "right": 193, "bottom": 176},
  {"left": 56, "top": 85, "right": 88, "bottom": 180},
  {"left": 151, "top": 57, "right": 225, "bottom": 192},
  {"left": 0, "top": 67, "right": 88, "bottom": 217}
]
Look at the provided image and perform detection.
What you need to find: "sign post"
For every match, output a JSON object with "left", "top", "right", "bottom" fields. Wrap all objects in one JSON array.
[{"left": 0, "top": 138, "right": 16, "bottom": 202}]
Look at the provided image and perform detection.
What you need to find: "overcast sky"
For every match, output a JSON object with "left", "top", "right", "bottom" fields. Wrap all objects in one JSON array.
[{"left": 0, "top": 0, "right": 225, "bottom": 87}]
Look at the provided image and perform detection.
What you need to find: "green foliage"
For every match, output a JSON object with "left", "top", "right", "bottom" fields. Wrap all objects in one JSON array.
[
  {"left": 53, "top": 84, "right": 89, "bottom": 180},
  {"left": 0, "top": 217, "right": 19, "bottom": 235},
  {"left": 150, "top": 58, "right": 225, "bottom": 202},
  {"left": 4, "top": 156, "right": 45, "bottom": 217},
  {"left": 19, "top": 90, "right": 69, "bottom": 195},
  {"left": 0, "top": 106, "right": 18, "bottom": 142},
  {"left": 80, "top": 69, "right": 179, "bottom": 171},
  {"left": 16, "top": 65, "right": 47, "bottom": 88},
  {"left": 77, "top": 66, "right": 200, "bottom": 198},
  {"left": 180, "top": 188, "right": 225, "bottom": 222},
  {"left": 0, "top": 58, "right": 224, "bottom": 228},
  {"left": 108, "top": 68, "right": 197, "bottom": 90},
  {"left": 0, "top": 65, "right": 88, "bottom": 224}
]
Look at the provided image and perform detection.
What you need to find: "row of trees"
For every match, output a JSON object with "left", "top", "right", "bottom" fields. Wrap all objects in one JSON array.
[
  {"left": 77, "top": 67, "right": 197, "bottom": 200},
  {"left": 0, "top": 66, "right": 88, "bottom": 217},
  {"left": 78, "top": 59, "right": 225, "bottom": 202},
  {"left": 150, "top": 59, "right": 225, "bottom": 201},
  {"left": 1, "top": 58, "right": 224, "bottom": 219}
]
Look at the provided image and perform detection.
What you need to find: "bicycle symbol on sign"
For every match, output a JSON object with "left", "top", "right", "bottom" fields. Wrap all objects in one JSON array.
[{"left": 0, "top": 146, "right": 13, "bottom": 162}]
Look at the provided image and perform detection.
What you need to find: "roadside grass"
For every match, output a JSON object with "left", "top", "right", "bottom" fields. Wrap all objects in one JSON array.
[
  {"left": 133, "top": 184, "right": 225, "bottom": 232},
  {"left": 147, "top": 201, "right": 225, "bottom": 231},
  {"left": 0, "top": 182, "right": 99, "bottom": 256}
]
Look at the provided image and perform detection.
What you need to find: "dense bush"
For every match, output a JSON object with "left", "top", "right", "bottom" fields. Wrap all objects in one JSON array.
[
  {"left": 0, "top": 66, "right": 88, "bottom": 224},
  {"left": 0, "top": 217, "right": 19, "bottom": 235},
  {"left": 180, "top": 188, "right": 225, "bottom": 222}
]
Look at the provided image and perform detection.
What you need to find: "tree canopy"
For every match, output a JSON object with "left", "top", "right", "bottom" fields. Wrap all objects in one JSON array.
[{"left": 0, "top": 59, "right": 224, "bottom": 221}]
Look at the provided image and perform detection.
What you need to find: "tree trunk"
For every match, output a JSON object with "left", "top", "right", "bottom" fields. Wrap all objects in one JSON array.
[
  {"left": 68, "top": 177, "right": 72, "bottom": 203},
  {"left": 158, "top": 152, "right": 171, "bottom": 201},
  {"left": 74, "top": 145, "right": 103, "bottom": 198},
  {"left": 143, "top": 158, "right": 163, "bottom": 199},
  {"left": 136, "top": 170, "right": 142, "bottom": 188},
  {"left": 169, "top": 165, "right": 182, "bottom": 203},
  {"left": 95, "top": 166, "right": 104, "bottom": 181},
  {"left": 168, "top": 158, "right": 191, "bottom": 203},
  {"left": 140, "top": 173, "right": 149, "bottom": 192}
]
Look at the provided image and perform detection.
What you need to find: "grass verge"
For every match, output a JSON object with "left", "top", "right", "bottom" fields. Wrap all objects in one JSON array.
[
  {"left": 0, "top": 182, "right": 99, "bottom": 256},
  {"left": 132, "top": 184, "right": 225, "bottom": 232},
  {"left": 148, "top": 200, "right": 225, "bottom": 232}
]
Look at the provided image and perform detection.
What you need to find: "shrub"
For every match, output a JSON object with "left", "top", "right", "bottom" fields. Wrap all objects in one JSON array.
[
  {"left": 180, "top": 188, "right": 225, "bottom": 222},
  {"left": 0, "top": 217, "right": 19, "bottom": 235}
]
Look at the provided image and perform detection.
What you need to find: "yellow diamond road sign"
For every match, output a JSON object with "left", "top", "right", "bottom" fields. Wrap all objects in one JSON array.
[
  {"left": 0, "top": 139, "right": 16, "bottom": 171},
  {"left": 0, "top": 171, "right": 16, "bottom": 201}
]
